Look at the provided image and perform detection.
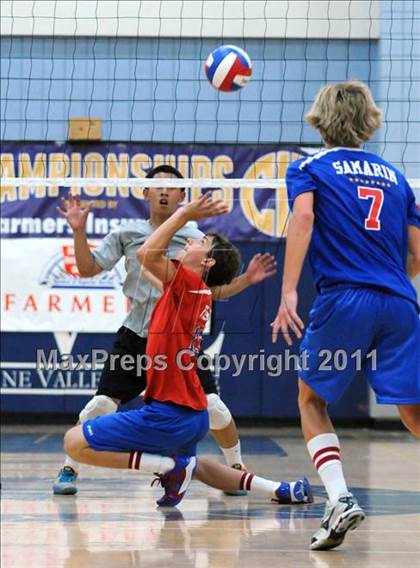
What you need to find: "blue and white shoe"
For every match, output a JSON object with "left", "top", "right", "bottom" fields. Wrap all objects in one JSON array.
[
  {"left": 310, "top": 493, "right": 365, "bottom": 550},
  {"left": 155, "top": 456, "right": 197, "bottom": 507},
  {"left": 53, "top": 466, "right": 78, "bottom": 495},
  {"left": 272, "top": 477, "right": 313, "bottom": 504}
]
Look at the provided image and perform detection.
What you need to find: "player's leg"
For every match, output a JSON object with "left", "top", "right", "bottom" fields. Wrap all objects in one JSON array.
[
  {"left": 197, "top": 361, "right": 247, "bottom": 496},
  {"left": 53, "top": 394, "right": 119, "bottom": 495},
  {"left": 64, "top": 400, "right": 208, "bottom": 507},
  {"left": 53, "top": 327, "right": 148, "bottom": 495},
  {"left": 206, "top": 394, "right": 244, "bottom": 466},
  {"left": 298, "top": 379, "right": 350, "bottom": 500},
  {"left": 194, "top": 456, "right": 313, "bottom": 504},
  {"left": 397, "top": 405, "right": 420, "bottom": 438},
  {"left": 298, "top": 289, "right": 374, "bottom": 550},
  {"left": 367, "top": 294, "right": 420, "bottom": 438},
  {"left": 198, "top": 363, "right": 245, "bottom": 466},
  {"left": 64, "top": 423, "right": 175, "bottom": 471},
  {"left": 299, "top": 380, "right": 365, "bottom": 551},
  {"left": 64, "top": 422, "right": 194, "bottom": 507}
]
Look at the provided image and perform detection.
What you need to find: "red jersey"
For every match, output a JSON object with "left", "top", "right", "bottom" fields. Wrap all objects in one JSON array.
[{"left": 144, "top": 261, "right": 211, "bottom": 411}]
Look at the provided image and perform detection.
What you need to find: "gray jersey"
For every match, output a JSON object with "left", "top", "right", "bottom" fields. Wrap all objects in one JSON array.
[{"left": 92, "top": 219, "right": 204, "bottom": 337}]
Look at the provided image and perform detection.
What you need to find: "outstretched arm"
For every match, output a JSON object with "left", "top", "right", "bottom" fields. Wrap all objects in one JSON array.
[
  {"left": 57, "top": 193, "right": 101, "bottom": 277},
  {"left": 271, "top": 192, "right": 314, "bottom": 345},
  {"left": 211, "top": 253, "right": 277, "bottom": 300},
  {"left": 137, "top": 194, "right": 228, "bottom": 283}
]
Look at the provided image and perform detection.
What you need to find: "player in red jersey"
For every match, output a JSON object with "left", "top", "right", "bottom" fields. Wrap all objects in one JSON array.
[
  {"left": 64, "top": 194, "right": 313, "bottom": 507},
  {"left": 54, "top": 165, "right": 277, "bottom": 497}
]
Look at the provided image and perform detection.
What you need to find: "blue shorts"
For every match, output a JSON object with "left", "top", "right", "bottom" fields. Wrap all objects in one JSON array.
[
  {"left": 299, "top": 287, "right": 420, "bottom": 405},
  {"left": 82, "top": 400, "right": 209, "bottom": 457}
]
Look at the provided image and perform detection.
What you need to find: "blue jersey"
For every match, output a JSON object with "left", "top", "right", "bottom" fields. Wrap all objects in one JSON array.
[{"left": 286, "top": 147, "right": 420, "bottom": 306}]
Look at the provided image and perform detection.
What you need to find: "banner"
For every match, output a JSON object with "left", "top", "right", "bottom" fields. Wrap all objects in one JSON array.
[
  {"left": 1, "top": 142, "right": 308, "bottom": 332},
  {"left": 1, "top": 238, "right": 128, "bottom": 332},
  {"left": 1, "top": 142, "right": 308, "bottom": 241}
]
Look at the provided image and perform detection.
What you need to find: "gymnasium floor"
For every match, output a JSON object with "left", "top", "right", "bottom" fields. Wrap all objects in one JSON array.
[{"left": 1, "top": 425, "right": 419, "bottom": 568}]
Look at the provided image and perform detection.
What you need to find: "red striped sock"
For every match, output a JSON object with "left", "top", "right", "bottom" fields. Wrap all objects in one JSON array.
[
  {"left": 128, "top": 451, "right": 142, "bottom": 470},
  {"left": 238, "top": 471, "right": 279, "bottom": 499},
  {"left": 312, "top": 445, "right": 341, "bottom": 472},
  {"left": 307, "top": 433, "right": 348, "bottom": 502},
  {"left": 127, "top": 452, "right": 174, "bottom": 475},
  {"left": 239, "top": 471, "right": 255, "bottom": 491}
]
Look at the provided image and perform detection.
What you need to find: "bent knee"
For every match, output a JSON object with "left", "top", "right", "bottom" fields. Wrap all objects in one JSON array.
[
  {"left": 399, "top": 405, "right": 420, "bottom": 438},
  {"left": 206, "top": 394, "right": 232, "bottom": 430},
  {"left": 64, "top": 425, "right": 85, "bottom": 458},
  {"left": 298, "top": 379, "right": 327, "bottom": 410}
]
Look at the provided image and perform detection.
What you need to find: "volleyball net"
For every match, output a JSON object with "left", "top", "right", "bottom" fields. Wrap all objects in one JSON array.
[{"left": 1, "top": 1, "right": 419, "bottom": 214}]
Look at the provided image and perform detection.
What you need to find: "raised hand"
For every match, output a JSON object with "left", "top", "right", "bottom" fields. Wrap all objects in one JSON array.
[
  {"left": 271, "top": 290, "right": 305, "bottom": 345},
  {"left": 56, "top": 193, "right": 93, "bottom": 232},
  {"left": 181, "top": 193, "right": 229, "bottom": 221},
  {"left": 245, "top": 253, "right": 277, "bottom": 284}
]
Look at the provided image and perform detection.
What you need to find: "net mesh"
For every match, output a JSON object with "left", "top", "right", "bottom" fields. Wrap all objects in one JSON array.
[{"left": 0, "top": 1, "right": 419, "bottom": 194}]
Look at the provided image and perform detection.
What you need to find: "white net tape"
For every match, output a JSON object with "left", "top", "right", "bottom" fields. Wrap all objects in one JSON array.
[{"left": 2, "top": 178, "right": 420, "bottom": 193}]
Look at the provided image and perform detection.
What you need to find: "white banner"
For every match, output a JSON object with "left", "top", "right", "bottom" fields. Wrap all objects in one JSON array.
[{"left": 1, "top": 238, "right": 128, "bottom": 332}]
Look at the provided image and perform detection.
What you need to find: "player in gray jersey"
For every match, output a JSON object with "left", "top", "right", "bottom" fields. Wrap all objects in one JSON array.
[{"left": 53, "top": 165, "right": 277, "bottom": 495}]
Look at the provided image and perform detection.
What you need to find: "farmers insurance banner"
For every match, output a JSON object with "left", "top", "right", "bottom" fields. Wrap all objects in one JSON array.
[{"left": 1, "top": 142, "right": 307, "bottom": 332}]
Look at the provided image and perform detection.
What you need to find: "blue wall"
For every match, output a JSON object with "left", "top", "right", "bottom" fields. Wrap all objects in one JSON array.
[
  {"left": 1, "top": 0, "right": 419, "bottom": 175},
  {"left": 1, "top": 37, "right": 375, "bottom": 144}
]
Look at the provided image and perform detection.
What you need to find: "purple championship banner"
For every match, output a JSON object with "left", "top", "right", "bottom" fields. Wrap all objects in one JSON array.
[
  {"left": 1, "top": 142, "right": 308, "bottom": 241},
  {"left": 1, "top": 142, "right": 308, "bottom": 333}
]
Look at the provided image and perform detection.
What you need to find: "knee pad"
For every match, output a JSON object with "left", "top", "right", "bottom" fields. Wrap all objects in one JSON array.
[
  {"left": 206, "top": 393, "right": 232, "bottom": 430},
  {"left": 79, "top": 395, "right": 118, "bottom": 423}
]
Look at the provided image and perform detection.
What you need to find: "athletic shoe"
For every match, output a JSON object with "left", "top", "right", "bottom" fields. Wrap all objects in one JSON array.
[
  {"left": 155, "top": 456, "right": 197, "bottom": 507},
  {"left": 53, "top": 466, "right": 78, "bottom": 495},
  {"left": 272, "top": 477, "right": 314, "bottom": 504},
  {"left": 310, "top": 493, "right": 365, "bottom": 550},
  {"left": 223, "top": 463, "right": 248, "bottom": 496}
]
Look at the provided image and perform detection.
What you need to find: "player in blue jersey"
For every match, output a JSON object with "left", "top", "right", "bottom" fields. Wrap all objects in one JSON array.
[{"left": 271, "top": 81, "right": 420, "bottom": 551}]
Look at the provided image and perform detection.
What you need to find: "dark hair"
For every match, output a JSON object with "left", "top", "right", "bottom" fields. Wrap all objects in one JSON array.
[
  {"left": 146, "top": 165, "right": 184, "bottom": 179},
  {"left": 204, "top": 232, "right": 241, "bottom": 287}
]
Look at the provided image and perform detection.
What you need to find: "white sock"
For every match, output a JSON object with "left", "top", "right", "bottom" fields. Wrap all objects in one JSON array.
[
  {"left": 221, "top": 441, "right": 244, "bottom": 467},
  {"left": 128, "top": 452, "right": 175, "bottom": 475},
  {"left": 239, "top": 472, "right": 278, "bottom": 497},
  {"left": 64, "top": 455, "right": 79, "bottom": 473},
  {"left": 307, "top": 433, "right": 348, "bottom": 503},
  {"left": 238, "top": 473, "right": 302, "bottom": 502}
]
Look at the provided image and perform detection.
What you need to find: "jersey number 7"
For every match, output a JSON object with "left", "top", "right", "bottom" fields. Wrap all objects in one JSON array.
[{"left": 357, "top": 186, "right": 384, "bottom": 231}]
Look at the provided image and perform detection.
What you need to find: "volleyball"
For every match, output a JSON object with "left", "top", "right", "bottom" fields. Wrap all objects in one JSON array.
[{"left": 205, "top": 45, "right": 252, "bottom": 92}]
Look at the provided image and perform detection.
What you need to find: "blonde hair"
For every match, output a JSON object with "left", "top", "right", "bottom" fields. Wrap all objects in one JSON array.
[{"left": 306, "top": 81, "right": 382, "bottom": 147}]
